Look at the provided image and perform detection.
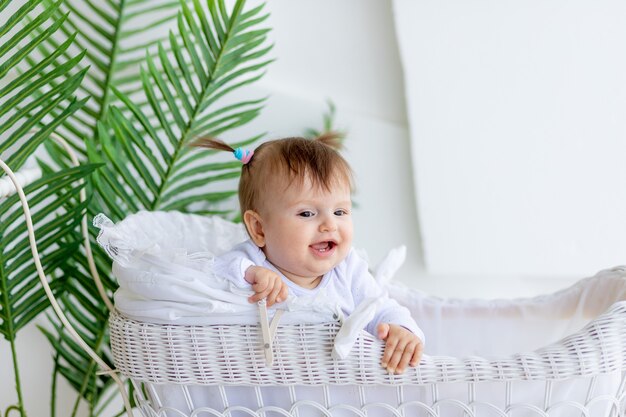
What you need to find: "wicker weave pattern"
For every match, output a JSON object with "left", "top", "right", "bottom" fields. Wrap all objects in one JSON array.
[{"left": 110, "top": 301, "right": 626, "bottom": 386}]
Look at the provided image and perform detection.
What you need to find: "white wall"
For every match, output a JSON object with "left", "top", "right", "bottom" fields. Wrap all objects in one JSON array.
[
  {"left": 227, "top": 0, "right": 426, "bottom": 286},
  {"left": 250, "top": 0, "right": 580, "bottom": 297},
  {"left": 394, "top": 0, "right": 626, "bottom": 280}
]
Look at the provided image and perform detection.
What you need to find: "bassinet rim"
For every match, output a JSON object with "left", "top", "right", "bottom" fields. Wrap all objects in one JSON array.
[
  {"left": 390, "top": 265, "right": 626, "bottom": 306},
  {"left": 109, "top": 296, "right": 626, "bottom": 387}
]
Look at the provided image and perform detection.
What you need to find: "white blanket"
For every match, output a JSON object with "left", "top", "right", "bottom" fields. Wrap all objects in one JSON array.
[{"left": 95, "top": 210, "right": 405, "bottom": 358}]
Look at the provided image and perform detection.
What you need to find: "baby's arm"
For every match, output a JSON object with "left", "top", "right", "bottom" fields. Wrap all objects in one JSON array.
[
  {"left": 213, "top": 241, "right": 288, "bottom": 306},
  {"left": 344, "top": 249, "right": 425, "bottom": 374},
  {"left": 244, "top": 266, "right": 288, "bottom": 307},
  {"left": 377, "top": 323, "right": 423, "bottom": 374}
]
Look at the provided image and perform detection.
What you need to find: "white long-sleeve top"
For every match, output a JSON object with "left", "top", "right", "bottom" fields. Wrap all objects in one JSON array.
[{"left": 213, "top": 240, "right": 424, "bottom": 343}]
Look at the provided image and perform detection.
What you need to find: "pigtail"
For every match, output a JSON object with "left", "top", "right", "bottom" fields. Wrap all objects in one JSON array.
[
  {"left": 192, "top": 136, "right": 255, "bottom": 164},
  {"left": 314, "top": 131, "right": 344, "bottom": 151},
  {"left": 191, "top": 136, "right": 235, "bottom": 153}
]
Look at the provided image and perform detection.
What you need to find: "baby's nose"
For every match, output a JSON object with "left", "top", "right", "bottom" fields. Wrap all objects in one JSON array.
[{"left": 319, "top": 216, "right": 338, "bottom": 232}]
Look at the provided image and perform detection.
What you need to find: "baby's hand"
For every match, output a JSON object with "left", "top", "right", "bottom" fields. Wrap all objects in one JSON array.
[
  {"left": 244, "top": 266, "right": 288, "bottom": 307},
  {"left": 377, "top": 323, "right": 423, "bottom": 374}
]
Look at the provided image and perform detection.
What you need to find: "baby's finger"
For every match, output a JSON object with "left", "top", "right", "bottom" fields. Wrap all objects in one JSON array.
[
  {"left": 381, "top": 338, "right": 398, "bottom": 368},
  {"left": 386, "top": 343, "right": 407, "bottom": 374},
  {"left": 410, "top": 342, "right": 424, "bottom": 367},
  {"left": 278, "top": 284, "right": 288, "bottom": 303},
  {"left": 248, "top": 288, "right": 272, "bottom": 303},
  {"left": 396, "top": 345, "right": 415, "bottom": 374},
  {"left": 377, "top": 323, "right": 390, "bottom": 340},
  {"left": 266, "top": 283, "right": 283, "bottom": 306},
  {"left": 251, "top": 278, "right": 269, "bottom": 293}
]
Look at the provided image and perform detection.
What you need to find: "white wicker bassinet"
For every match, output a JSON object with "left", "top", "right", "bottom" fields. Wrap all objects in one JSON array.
[
  {"left": 99, "top": 212, "right": 626, "bottom": 417},
  {"left": 90, "top": 213, "right": 626, "bottom": 417},
  {"left": 109, "top": 286, "right": 626, "bottom": 417}
]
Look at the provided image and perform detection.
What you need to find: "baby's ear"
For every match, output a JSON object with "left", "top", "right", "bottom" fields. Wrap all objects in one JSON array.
[{"left": 243, "top": 210, "right": 265, "bottom": 247}]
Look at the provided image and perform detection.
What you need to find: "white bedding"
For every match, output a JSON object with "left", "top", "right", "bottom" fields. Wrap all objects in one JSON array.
[
  {"left": 95, "top": 210, "right": 404, "bottom": 358},
  {"left": 95, "top": 211, "right": 339, "bottom": 324}
]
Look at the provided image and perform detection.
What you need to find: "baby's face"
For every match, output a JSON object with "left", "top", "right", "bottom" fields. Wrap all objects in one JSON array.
[{"left": 257, "top": 175, "right": 353, "bottom": 288}]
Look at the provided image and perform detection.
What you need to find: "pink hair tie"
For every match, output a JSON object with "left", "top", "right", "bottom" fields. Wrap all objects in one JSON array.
[{"left": 233, "top": 147, "right": 254, "bottom": 164}]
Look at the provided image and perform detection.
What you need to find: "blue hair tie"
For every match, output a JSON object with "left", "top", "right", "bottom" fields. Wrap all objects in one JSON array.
[{"left": 234, "top": 147, "right": 254, "bottom": 164}]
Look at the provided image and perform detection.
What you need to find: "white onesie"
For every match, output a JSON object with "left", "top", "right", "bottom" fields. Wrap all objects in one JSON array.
[{"left": 213, "top": 239, "right": 425, "bottom": 342}]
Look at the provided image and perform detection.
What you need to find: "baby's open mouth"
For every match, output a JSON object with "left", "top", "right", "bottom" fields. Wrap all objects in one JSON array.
[{"left": 310, "top": 241, "right": 336, "bottom": 252}]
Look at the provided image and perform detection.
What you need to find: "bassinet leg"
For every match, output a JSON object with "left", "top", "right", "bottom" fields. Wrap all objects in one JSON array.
[
  {"left": 584, "top": 376, "right": 598, "bottom": 417},
  {"left": 323, "top": 385, "right": 331, "bottom": 411},
  {"left": 505, "top": 381, "right": 512, "bottom": 412},
  {"left": 289, "top": 385, "right": 299, "bottom": 417},
  {"left": 467, "top": 382, "right": 476, "bottom": 417},
  {"left": 254, "top": 386, "right": 265, "bottom": 410},
  {"left": 544, "top": 381, "right": 553, "bottom": 412},
  {"left": 181, "top": 386, "right": 196, "bottom": 414},
  {"left": 431, "top": 383, "right": 440, "bottom": 416},
  {"left": 358, "top": 386, "right": 366, "bottom": 416},
  {"left": 614, "top": 371, "right": 626, "bottom": 417},
  {"left": 396, "top": 385, "right": 405, "bottom": 417},
  {"left": 142, "top": 382, "right": 164, "bottom": 416},
  {"left": 218, "top": 385, "right": 230, "bottom": 412}
]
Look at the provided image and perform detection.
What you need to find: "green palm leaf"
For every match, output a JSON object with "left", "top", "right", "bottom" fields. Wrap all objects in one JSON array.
[
  {"left": 1, "top": 4, "right": 90, "bottom": 414},
  {"left": 41, "top": 264, "right": 123, "bottom": 417},
  {"left": 0, "top": 0, "right": 87, "bottom": 173},
  {"left": 24, "top": 3, "right": 186, "bottom": 407},
  {"left": 0, "top": 164, "right": 96, "bottom": 340},
  {"left": 19, "top": 1, "right": 272, "bottom": 414},
  {"left": 50, "top": 3, "right": 273, "bottom": 404},
  {"left": 96, "top": 0, "right": 271, "bottom": 219},
  {"left": 32, "top": 143, "right": 124, "bottom": 416},
  {"left": 0, "top": 163, "right": 96, "bottom": 416},
  {"left": 34, "top": 0, "right": 187, "bottom": 154}
]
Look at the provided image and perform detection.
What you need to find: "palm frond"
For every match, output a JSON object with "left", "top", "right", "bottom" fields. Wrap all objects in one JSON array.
[
  {"left": 20, "top": 1, "right": 273, "bottom": 413},
  {"left": 0, "top": 0, "right": 87, "bottom": 173},
  {"left": 41, "top": 305, "right": 118, "bottom": 416},
  {"left": 0, "top": 164, "right": 97, "bottom": 340},
  {"left": 303, "top": 100, "right": 346, "bottom": 141},
  {"left": 94, "top": 0, "right": 271, "bottom": 218},
  {"left": 33, "top": 0, "right": 186, "bottom": 154},
  {"left": 0, "top": 2, "right": 91, "bottom": 414}
]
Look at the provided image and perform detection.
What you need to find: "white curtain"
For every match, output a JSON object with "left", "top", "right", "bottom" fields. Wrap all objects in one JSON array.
[{"left": 392, "top": 0, "right": 626, "bottom": 276}]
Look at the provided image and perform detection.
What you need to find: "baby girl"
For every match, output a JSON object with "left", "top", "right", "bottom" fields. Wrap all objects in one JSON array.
[{"left": 193, "top": 134, "right": 424, "bottom": 374}]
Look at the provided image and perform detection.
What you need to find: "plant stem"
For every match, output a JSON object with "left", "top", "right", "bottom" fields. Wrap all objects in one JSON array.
[
  {"left": 51, "top": 353, "right": 59, "bottom": 417},
  {"left": 2, "top": 244, "right": 26, "bottom": 417},
  {"left": 9, "top": 338, "right": 26, "bottom": 417},
  {"left": 97, "top": 0, "right": 126, "bottom": 125},
  {"left": 69, "top": 381, "right": 82, "bottom": 417},
  {"left": 112, "top": 409, "right": 126, "bottom": 417},
  {"left": 4, "top": 405, "right": 22, "bottom": 417},
  {"left": 70, "top": 326, "right": 107, "bottom": 417},
  {"left": 152, "top": 4, "right": 235, "bottom": 210}
]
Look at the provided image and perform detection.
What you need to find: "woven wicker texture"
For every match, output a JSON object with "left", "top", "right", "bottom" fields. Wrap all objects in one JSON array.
[
  {"left": 110, "top": 300, "right": 626, "bottom": 386},
  {"left": 110, "top": 272, "right": 626, "bottom": 416}
]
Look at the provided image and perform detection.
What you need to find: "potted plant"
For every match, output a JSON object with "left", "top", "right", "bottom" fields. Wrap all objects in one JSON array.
[{"left": 0, "top": 0, "right": 274, "bottom": 415}]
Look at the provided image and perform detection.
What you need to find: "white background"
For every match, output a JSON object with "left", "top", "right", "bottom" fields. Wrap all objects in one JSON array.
[
  {"left": 395, "top": 0, "right": 626, "bottom": 278},
  {"left": 3, "top": 0, "right": 621, "bottom": 415}
]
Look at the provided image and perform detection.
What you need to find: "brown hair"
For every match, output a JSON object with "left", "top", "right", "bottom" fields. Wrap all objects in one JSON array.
[{"left": 191, "top": 132, "right": 353, "bottom": 215}]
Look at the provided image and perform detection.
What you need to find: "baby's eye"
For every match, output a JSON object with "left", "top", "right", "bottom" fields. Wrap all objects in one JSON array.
[
  {"left": 334, "top": 209, "right": 349, "bottom": 216},
  {"left": 298, "top": 211, "right": 315, "bottom": 218}
]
